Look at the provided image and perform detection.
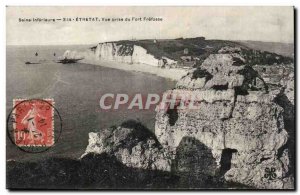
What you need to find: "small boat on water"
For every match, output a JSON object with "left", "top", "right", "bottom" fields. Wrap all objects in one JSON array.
[
  {"left": 56, "top": 50, "right": 84, "bottom": 64},
  {"left": 25, "top": 61, "right": 41, "bottom": 65},
  {"left": 25, "top": 52, "right": 41, "bottom": 64},
  {"left": 56, "top": 58, "right": 84, "bottom": 64}
]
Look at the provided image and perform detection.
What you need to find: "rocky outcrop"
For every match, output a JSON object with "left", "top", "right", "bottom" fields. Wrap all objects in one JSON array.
[
  {"left": 79, "top": 122, "right": 240, "bottom": 188},
  {"left": 79, "top": 46, "right": 294, "bottom": 189},
  {"left": 281, "top": 72, "right": 294, "bottom": 105},
  {"left": 253, "top": 64, "right": 294, "bottom": 88},
  {"left": 253, "top": 64, "right": 295, "bottom": 187},
  {"left": 81, "top": 120, "right": 171, "bottom": 171},
  {"left": 155, "top": 47, "right": 294, "bottom": 189},
  {"left": 176, "top": 53, "right": 266, "bottom": 91}
]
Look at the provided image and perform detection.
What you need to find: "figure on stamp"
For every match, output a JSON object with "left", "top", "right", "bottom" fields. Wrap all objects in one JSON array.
[{"left": 21, "top": 103, "right": 46, "bottom": 143}]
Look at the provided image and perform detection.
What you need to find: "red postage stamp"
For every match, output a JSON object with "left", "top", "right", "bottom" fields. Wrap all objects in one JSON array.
[{"left": 12, "top": 99, "right": 54, "bottom": 147}]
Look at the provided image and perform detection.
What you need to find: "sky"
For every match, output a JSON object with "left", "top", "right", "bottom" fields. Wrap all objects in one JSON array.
[{"left": 6, "top": 6, "right": 294, "bottom": 45}]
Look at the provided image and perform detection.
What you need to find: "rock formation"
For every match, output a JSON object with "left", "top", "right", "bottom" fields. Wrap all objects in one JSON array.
[
  {"left": 155, "top": 47, "right": 294, "bottom": 189},
  {"left": 81, "top": 46, "right": 294, "bottom": 189},
  {"left": 82, "top": 120, "right": 171, "bottom": 171}
]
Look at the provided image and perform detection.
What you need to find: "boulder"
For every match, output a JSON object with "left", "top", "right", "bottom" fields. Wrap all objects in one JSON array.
[{"left": 81, "top": 120, "right": 171, "bottom": 171}]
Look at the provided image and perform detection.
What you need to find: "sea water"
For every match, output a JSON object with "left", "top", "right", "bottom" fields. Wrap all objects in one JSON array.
[{"left": 6, "top": 45, "right": 176, "bottom": 161}]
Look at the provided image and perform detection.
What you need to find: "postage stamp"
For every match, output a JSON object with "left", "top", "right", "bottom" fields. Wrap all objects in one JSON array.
[{"left": 12, "top": 99, "right": 54, "bottom": 147}]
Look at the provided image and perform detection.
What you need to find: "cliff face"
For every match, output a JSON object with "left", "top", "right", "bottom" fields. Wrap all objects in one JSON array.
[
  {"left": 92, "top": 42, "right": 176, "bottom": 66},
  {"left": 63, "top": 42, "right": 177, "bottom": 67},
  {"left": 155, "top": 47, "right": 294, "bottom": 189}
]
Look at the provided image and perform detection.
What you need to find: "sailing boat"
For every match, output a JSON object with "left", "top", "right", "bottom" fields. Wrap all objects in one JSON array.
[{"left": 56, "top": 50, "right": 84, "bottom": 64}]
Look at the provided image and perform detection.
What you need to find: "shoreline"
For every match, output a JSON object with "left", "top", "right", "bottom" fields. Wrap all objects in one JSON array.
[{"left": 80, "top": 57, "right": 189, "bottom": 81}]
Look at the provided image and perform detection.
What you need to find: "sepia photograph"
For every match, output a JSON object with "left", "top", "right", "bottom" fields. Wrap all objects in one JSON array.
[{"left": 6, "top": 6, "right": 295, "bottom": 190}]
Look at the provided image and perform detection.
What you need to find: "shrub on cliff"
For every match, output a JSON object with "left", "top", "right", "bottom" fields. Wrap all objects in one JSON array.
[{"left": 191, "top": 68, "right": 213, "bottom": 81}]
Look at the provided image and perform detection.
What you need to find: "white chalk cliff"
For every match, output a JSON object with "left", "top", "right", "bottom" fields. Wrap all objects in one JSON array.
[{"left": 75, "top": 42, "right": 176, "bottom": 66}]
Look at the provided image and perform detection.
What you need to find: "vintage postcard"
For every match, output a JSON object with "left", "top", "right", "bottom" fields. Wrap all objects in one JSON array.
[{"left": 6, "top": 6, "right": 295, "bottom": 190}]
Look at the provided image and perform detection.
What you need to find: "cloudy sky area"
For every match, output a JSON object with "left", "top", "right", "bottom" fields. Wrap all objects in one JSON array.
[{"left": 7, "top": 6, "right": 294, "bottom": 45}]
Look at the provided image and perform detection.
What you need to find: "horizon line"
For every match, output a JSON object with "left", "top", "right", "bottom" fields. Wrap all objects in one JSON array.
[{"left": 6, "top": 37, "right": 294, "bottom": 46}]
